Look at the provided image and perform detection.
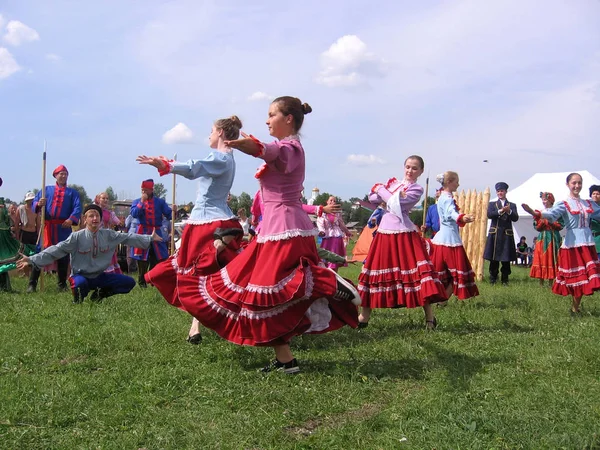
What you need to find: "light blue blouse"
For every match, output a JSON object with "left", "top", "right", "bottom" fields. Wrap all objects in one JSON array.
[
  {"left": 432, "top": 192, "right": 464, "bottom": 246},
  {"left": 540, "top": 198, "right": 600, "bottom": 248},
  {"left": 170, "top": 150, "right": 236, "bottom": 223}
]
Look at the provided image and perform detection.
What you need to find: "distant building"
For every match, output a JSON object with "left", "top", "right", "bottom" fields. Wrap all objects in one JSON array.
[{"left": 307, "top": 187, "right": 319, "bottom": 205}]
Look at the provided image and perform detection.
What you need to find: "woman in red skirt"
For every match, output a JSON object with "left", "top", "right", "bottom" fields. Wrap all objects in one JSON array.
[
  {"left": 173, "top": 96, "right": 360, "bottom": 374},
  {"left": 523, "top": 173, "right": 600, "bottom": 315},
  {"left": 430, "top": 171, "right": 479, "bottom": 300},
  {"left": 529, "top": 192, "right": 563, "bottom": 286},
  {"left": 136, "top": 115, "right": 245, "bottom": 344},
  {"left": 358, "top": 156, "right": 448, "bottom": 330}
]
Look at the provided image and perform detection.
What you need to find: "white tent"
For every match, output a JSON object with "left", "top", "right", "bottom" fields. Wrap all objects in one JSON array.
[{"left": 491, "top": 170, "right": 600, "bottom": 245}]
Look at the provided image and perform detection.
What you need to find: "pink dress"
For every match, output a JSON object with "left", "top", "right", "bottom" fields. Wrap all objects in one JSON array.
[
  {"left": 101, "top": 208, "right": 123, "bottom": 274},
  {"left": 317, "top": 213, "right": 349, "bottom": 270},
  {"left": 174, "top": 137, "right": 358, "bottom": 346}
]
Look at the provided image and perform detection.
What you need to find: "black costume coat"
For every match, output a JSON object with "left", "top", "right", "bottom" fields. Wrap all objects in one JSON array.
[{"left": 483, "top": 200, "right": 519, "bottom": 262}]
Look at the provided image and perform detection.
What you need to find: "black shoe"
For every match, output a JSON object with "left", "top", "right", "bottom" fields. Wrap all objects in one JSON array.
[
  {"left": 186, "top": 333, "right": 203, "bottom": 345},
  {"left": 357, "top": 322, "right": 369, "bottom": 329},
  {"left": 501, "top": 281, "right": 509, "bottom": 287},
  {"left": 72, "top": 288, "right": 83, "bottom": 304},
  {"left": 329, "top": 269, "right": 361, "bottom": 306},
  {"left": 426, "top": 317, "right": 437, "bottom": 331},
  {"left": 489, "top": 278, "right": 497, "bottom": 285},
  {"left": 213, "top": 227, "right": 243, "bottom": 241},
  {"left": 138, "top": 281, "right": 147, "bottom": 289},
  {"left": 58, "top": 283, "right": 69, "bottom": 292},
  {"left": 261, "top": 358, "right": 300, "bottom": 375},
  {"left": 89, "top": 289, "right": 100, "bottom": 302},
  {"left": 26, "top": 284, "right": 36, "bottom": 293}
]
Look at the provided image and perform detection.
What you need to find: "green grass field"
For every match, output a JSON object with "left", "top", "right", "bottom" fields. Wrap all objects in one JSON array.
[{"left": 2, "top": 260, "right": 600, "bottom": 449}]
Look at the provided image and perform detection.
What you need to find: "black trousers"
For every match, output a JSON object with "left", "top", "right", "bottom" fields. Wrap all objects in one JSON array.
[
  {"left": 137, "top": 247, "right": 161, "bottom": 285},
  {"left": 29, "top": 255, "right": 70, "bottom": 287},
  {"left": 489, "top": 260, "right": 511, "bottom": 282}
]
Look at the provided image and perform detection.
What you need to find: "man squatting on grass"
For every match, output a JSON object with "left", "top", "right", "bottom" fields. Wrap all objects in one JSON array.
[{"left": 17, "top": 204, "right": 162, "bottom": 303}]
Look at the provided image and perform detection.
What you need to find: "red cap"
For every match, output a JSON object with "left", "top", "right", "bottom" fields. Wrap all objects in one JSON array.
[
  {"left": 53, "top": 165, "right": 69, "bottom": 177},
  {"left": 141, "top": 179, "right": 154, "bottom": 190}
]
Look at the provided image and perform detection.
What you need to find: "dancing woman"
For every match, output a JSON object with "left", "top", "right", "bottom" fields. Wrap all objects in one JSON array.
[
  {"left": 529, "top": 192, "right": 562, "bottom": 285},
  {"left": 317, "top": 195, "right": 352, "bottom": 271},
  {"left": 429, "top": 171, "right": 479, "bottom": 300},
  {"left": 358, "top": 156, "right": 447, "bottom": 330},
  {"left": 523, "top": 173, "right": 600, "bottom": 315},
  {"left": 172, "top": 96, "right": 360, "bottom": 374},
  {"left": 137, "top": 116, "right": 245, "bottom": 344}
]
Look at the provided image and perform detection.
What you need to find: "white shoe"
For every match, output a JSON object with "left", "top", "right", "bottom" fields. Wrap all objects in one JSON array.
[{"left": 328, "top": 268, "right": 361, "bottom": 306}]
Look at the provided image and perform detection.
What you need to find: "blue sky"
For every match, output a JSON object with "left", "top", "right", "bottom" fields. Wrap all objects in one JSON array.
[{"left": 1, "top": 0, "right": 599, "bottom": 205}]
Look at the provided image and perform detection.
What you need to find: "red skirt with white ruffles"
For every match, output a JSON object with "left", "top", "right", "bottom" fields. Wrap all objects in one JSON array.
[
  {"left": 552, "top": 245, "right": 600, "bottom": 297},
  {"left": 358, "top": 231, "right": 448, "bottom": 308},
  {"left": 430, "top": 243, "right": 479, "bottom": 300},
  {"left": 145, "top": 218, "right": 243, "bottom": 307},
  {"left": 173, "top": 235, "right": 358, "bottom": 346}
]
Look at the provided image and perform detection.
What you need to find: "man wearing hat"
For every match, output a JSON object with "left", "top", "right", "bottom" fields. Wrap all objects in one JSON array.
[
  {"left": 17, "top": 204, "right": 163, "bottom": 303},
  {"left": 130, "top": 179, "right": 172, "bottom": 287},
  {"left": 484, "top": 182, "right": 519, "bottom": 285},
  {"left": 29, "top": 164, "right": 82, "bottom": 293},
  {"left": 590, "top": 185, "right": 600, "bottom": 255},
  {"left": 15, "top": 191, "right": 39, "bottom": 246}
]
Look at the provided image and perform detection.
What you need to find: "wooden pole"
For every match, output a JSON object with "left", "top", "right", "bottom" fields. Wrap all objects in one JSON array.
[
  {"left": 39, "top": 141, "right": 47, "bottom": 290},
  {"left": 170, "top": 153, "right": 177, "bottom": 255},
  {"left": 421, "top": 172, "right": 430, "bottom": 233},
  {"left": 476, "top": 187, "right": 491, "bottom": 280}
]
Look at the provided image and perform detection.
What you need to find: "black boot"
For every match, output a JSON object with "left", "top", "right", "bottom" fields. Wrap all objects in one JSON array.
[{"left": 213, "top": 227, "right": 243, "bottom": 241}]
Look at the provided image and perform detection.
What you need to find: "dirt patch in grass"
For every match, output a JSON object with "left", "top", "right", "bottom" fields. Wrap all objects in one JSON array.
[{"left": 285, "top": 403, "right": 381, "bottom": 437}]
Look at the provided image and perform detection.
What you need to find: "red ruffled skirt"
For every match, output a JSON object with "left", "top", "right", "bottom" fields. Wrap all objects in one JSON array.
[
  {"left": 173, "top": 235, "right": 358, "bottom": 346},
  {"left": 430, "top": 243, "right": 479, "bottom": 300},
  {"left": 358, "top": 231, "right": 448, "bottom": 308},
  {"left": 530, "top": 236, "right": 559, "bottom": 280},
  {"left": 552, "top": 245, "right": 600, "bottom": 297},
  {"left": 145, "top": 219, "right": 243, "bottom": 307}
]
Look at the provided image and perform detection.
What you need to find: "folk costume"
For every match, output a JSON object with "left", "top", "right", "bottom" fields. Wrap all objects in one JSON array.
[
  {"left": 535, "top": 198, "right": 600, "bottom": 297},
  {"left": 590, "top": 185, "right": 600, "bottom": 257},
  {"left": 317, "top": 212, "right": 350, "bottom": 271},
  {"left": 28, "top": 205, "right": 154, "bottom": 303},
  {"left": 530, "top": 192, "right": 563, "bottom": 280},
  {"left": 483, "top": 182, "right": 518, "bottom": 284},
  {"left": 99, "top": 205, "right": 123, "bottom": 274},
  {"left": 358, "top": 177, "right": 447, "bottom": 308},
  {"left": 29, "top": 165, "right": 82, "bottom": 291},
  {"left": 130, "top": 179, "right": 172, "bottom": 287},
  {"left": 144, "top": 151, "right": 243, "bottom": 307},
  {"left": 430, "top": 191, "right": 479, "bottom": 299},
  {"left": 173, "top": 136, "right": 359, "bottom": 347}
]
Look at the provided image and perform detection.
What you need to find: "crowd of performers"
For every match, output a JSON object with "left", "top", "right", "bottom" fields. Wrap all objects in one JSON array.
[{"left": 2, "top": 95, "right": 600, "bottom": 374}]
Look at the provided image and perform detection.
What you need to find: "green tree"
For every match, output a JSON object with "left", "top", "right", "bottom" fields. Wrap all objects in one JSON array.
[
  {"left": 105, "top": 186, "right": 118, "bottom": 202},
  {"left": 314, "top": 192, "right": 333, "bottom": 206},
  {"left": 153, "top": 183, "right": 167, "bottom": 200},
  {"left": 228, "top": 194, "right": 239, "bottom": 213},
  {"left": 69, "top": 184, "right": 92, "bottom": 206},
  {"left": 237, "top": 192, "right": 252, "bottom": 215}
]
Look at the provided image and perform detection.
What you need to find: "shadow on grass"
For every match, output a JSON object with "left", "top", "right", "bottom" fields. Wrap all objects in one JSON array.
[
  {"left": 443, "top": 318, "right": 534, "bottom": 335},
  {"left": 469, "top": 297, "right": 533, "bottom": 312}
]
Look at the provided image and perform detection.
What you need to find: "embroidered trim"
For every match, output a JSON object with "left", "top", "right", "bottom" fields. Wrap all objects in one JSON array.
[
  {"left": 554, "top": 273, "right": 600, "bottom": 287},
  {"left": 358, "top": 276, "right": 443, "bottom": 294},
  {"left": 376, "top": 228, "right": 417, "bottom": 234},
  {"left": 256, "top": 228, "right": 318, "bottom": 243},
  {"left": 431, "top": 241, "right": 465, "bottom": 248},
  {"left": 185, "top": 216, "right": 237, "bottom": 225},
  {"left": 361, "top": 260, "right": 431, "bottom": 276},
  {"left": 246, "top": 269, "right": 297, "bottom": 294},
  {"left": 564, "top": 199, "right": 593, "bottom": 215}
]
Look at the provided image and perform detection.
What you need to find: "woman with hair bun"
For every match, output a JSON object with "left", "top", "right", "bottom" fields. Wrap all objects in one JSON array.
[
  {"left": 529, "top": 192, "right": 562, "bottom": 286},
  {"left": 173, "top": 96, "right": 360, "bottom": 374},
  {"left": 136, "top": 115, "right": 245, "bottom": 344},
  {"left": 429, "top": 171, "right": 479, "bottom": 300},
  {"left": 523, "top": 173, "right": 600, "bottom": 315}
]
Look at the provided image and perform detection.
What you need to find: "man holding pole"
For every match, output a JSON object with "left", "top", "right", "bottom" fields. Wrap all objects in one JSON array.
[
  {"left": 130, "top": 179, "right": 172, "bottom": 288},
  {"left": 28, "top": 165, "right": 81, "bottom": 293}
]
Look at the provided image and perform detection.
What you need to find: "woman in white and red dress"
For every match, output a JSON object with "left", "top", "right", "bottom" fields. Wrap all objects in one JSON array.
[
  {"left": 136, "top": 116, "right": 245, "bottom": 344},
  {"left": 174, "top": 96, "right": 360, "bottom": 374},
  {"left": 430, "top": 171, "right": 479, "bottom": 300},
  {"left": 523, "top": 172, "right": 600, "bottom": 315},
  {"left": 95, "top": 192, "right": 123, "bottom": 274},
  {"left": 317, "top": 195, "right": 352, "bottom": 271},
  {"left": 358, "top": 156, "right": 448, "bottom": 330}
]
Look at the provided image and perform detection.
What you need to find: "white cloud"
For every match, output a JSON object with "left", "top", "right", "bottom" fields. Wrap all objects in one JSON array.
[
  {"left": 316, "top": 35, "right": 386, "bottom": 87},
  {"left": 347, "top": 154, "right": 386, "bottom": 166},
  {"left": 45, "top": 53, "right": 61, "bottom": 62},
  {"left": 0, "top": 47, "right": 20, "bottom": 80},
  {"left": 162, "top": 122, "right": 194, "bottom": 144},
  {"left": 247, "top": 91, "right": 273, "bottom": 101},
  {"left": 3, "top": 20, "right": 40, "bottom": 46}
]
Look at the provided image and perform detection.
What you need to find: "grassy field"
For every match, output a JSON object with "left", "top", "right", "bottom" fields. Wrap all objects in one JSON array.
[{"left": 2, "top": 259, "right": 600, "bottom": 449}]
